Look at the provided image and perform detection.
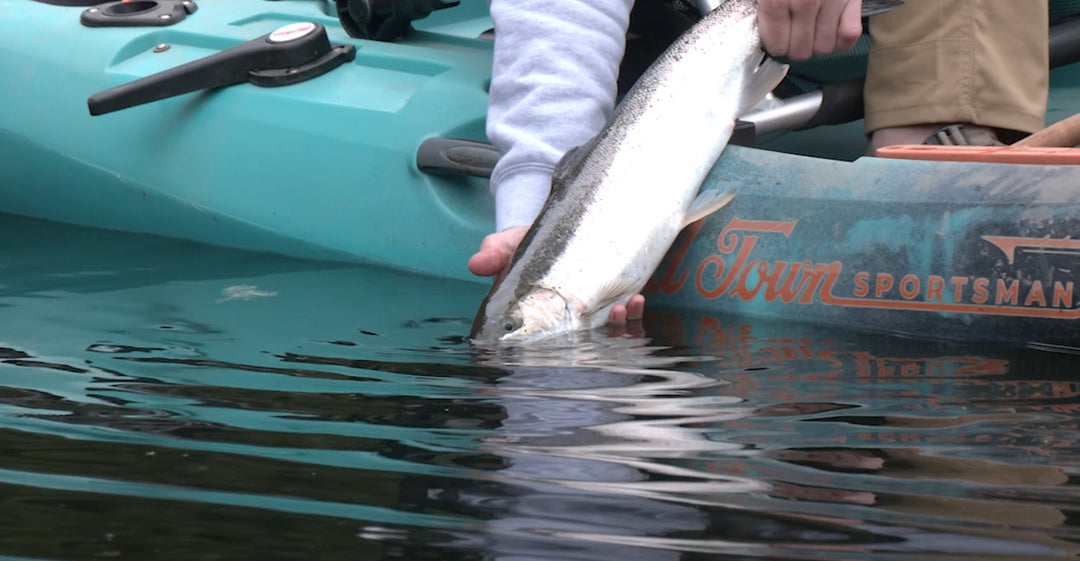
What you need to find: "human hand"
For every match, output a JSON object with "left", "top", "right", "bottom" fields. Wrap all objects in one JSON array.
[
  {"left": 467, "top": 225, "right": 529, "bottom": 278},
  {"left": 468, "top": 226, "right": 645, "bottom": 323},
  {"left": 757, "top": 0, "right": 863, "bottom": 61}
]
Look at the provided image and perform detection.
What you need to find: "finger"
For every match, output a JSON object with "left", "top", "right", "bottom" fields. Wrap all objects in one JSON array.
[
  {"left": 625, "top": 294, "right": 645, "bottom": 321},
  {"left": 466, "top": 241, "right": 508, "bottom": 276},
  {"left": 624, "top": 319, "right": 647, "bottom": 339},
  {"left": 607, "top": 297, "right": 646, "bottom": 338},
  {"left": 607, "top": 316, "right": 632, "bottom": 338},
  {"left": 813, "top": 0, "right": 845, "bottom": 55},
  {"left": 787, "top": 0, "right": 823, "bottom": 61},
  {"left": 757, "top": 0, "right": 793, "bottom": 58},
  {"left": 467, "top": 226, "right": 528, "bottom": 277},
  {"left": 835, "top": 0, "right": 862, "bottom": 52}
]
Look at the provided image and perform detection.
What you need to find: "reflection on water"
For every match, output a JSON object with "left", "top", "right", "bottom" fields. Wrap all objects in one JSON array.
[{"left": 1, "top": 215, "right": 1079, "bottom": 560}]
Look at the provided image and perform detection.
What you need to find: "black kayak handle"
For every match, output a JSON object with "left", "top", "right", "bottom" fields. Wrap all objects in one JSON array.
[
  {"left": 416, "top": 138, "right": 501, "bottom": 178},
  {"left": 88, "top": 22, "right": 355, "bottom": 116}
]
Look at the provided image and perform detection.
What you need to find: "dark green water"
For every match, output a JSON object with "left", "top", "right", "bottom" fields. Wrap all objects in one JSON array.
[{"left": 1, "top": 215, "right": 1078, "bottom": 560}]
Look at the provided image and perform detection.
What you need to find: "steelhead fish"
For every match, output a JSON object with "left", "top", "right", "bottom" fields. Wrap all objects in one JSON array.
[{"left": 472, "top": 0, "right": 894, "bottom": 343}]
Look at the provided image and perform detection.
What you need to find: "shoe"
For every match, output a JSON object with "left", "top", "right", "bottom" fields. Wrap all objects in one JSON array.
[{"left": 922, "top": 124, "right": 1004, "bottom": 146}]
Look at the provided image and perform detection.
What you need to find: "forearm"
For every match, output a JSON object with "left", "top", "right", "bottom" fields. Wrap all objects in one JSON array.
[{"left": 486, "top": 0, "right": 633, "bottom": 231}]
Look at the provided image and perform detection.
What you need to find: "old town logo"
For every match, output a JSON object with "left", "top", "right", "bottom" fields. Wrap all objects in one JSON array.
[{"left": 648, "top": 217, "right": 1080, "bottom": 319}]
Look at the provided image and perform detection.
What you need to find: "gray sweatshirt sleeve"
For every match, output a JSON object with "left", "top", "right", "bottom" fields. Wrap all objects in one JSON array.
[{"left": 486, "top": 0, "right": 634, "bottom": 232}]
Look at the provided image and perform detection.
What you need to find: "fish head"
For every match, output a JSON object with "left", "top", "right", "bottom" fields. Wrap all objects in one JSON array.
[{"left": 473, "top": 287, "right": 577, "bottom": 343}]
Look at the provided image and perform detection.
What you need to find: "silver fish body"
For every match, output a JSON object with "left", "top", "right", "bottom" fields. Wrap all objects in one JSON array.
[{"left": 472, "top": 0, "right": 788, "bottom": 343}]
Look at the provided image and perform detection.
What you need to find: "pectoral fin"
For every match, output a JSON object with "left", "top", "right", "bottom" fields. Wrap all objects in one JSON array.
[
  {"left": 588, "top": 278, "right": 640, "bottom": 315},
  {"left": 737, "top": 58, "right": 789, "bottom": 117},
  {"left": 683, "top": 189, "right": 736, "bottom": 227}
]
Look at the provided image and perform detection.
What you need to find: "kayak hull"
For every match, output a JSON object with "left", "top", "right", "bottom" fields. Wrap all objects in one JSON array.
[
  {"left": 648, "top": 147, "right": 1080, "bottom": 349},
  {"left": 3, "top": 0, "right": 1080, "bottom": 348}
]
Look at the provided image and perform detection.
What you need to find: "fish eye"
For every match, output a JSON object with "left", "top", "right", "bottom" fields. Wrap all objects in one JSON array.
[{"left": 502, "top": 317, "right": 523, "bottom": 333}]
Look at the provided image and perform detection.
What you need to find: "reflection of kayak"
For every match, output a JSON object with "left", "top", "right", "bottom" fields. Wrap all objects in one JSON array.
[{"left": 4, "top": 0, "right": 1080, "bottom": 349}]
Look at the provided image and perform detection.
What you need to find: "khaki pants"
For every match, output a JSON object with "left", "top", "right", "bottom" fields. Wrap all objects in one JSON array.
[{"left": 864, "top": 0, "right": 1049, "bottom": 136}]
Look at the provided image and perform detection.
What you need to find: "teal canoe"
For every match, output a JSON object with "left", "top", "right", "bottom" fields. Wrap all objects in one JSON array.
[{"left": 4, "top": 0, "right": 1080, "bottom": 349}]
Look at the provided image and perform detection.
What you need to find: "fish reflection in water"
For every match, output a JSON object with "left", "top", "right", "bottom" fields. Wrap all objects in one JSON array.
[
  {"left": 466, "top": 339, "right": 757, "bottom": 560},
  {"left": 463, "top": 314, "right": 1080, "bottom": 559}
]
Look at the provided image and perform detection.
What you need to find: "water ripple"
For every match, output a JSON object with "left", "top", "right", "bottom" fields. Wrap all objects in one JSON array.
[{"left": 0, "top": 217, "right": 1078, "bottom": 560}]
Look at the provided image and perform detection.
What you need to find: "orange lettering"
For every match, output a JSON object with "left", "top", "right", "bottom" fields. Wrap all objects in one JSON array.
[
  {"left": 972, "top": 278, "right": 990, "bottom": 304},
  {"left": 853, "top": 272, "right": 870, "bottom": 297},
  {"left": 899, "top": 274, "right": 919, "bottom": 300},
  {"left": 799, "top": 263, "right": 843, "bottom": 304},
  {"left": 926, "top": 276, "right": 945, "bottom": 301},
  {"left": 731, "top": 259, "right": 765, "bottom": 300},
  {"left": 1024, "top": 280, "right": 1047, "bottom": 307},
  {"left": 950, "top": 276, "right": 969, "bottom": 302},
  {"left": 1054, "top": 282, "right": 1075, "bottom": 308},
  {"left": 696, "top": 256, "right": 728, "bottom": 299},
  {"left": 648, "top": 222, "right": 702, "bottom": 295},
  {"left": 763, "top": 262, "right": 813, "bottom": 303},
  {"left": 996, "top": 279, "right": 1019, "bottom": 305},
  {"left": 875, "top": 274, "right": 894, "bottom": 298},
  {"left": 697, "top": 235, "right": 757, "bottom": 299}
]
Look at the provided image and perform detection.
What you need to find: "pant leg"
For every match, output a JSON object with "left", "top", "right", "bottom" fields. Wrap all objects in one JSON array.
[{"left": 864, "top": 0, "right": 1049, "bottom": 136}]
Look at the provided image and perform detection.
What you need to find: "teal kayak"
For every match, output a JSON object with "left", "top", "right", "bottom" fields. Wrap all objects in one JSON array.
[
  {"left": 4, "top": 0, "right": 1080, "bottom": 349},
  {"left": 0, "top": 0, "right": 496, "bottom": 276}
]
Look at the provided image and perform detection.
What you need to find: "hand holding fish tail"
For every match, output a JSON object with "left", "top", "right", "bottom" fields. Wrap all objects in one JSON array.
[
  {"left": 758, "top": 0, "right": 863, "bottom": 61},
  {"left": 468, "top": 227, "right": 645, "bottom": 323}
]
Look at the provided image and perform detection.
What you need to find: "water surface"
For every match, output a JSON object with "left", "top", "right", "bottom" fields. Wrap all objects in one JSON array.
[{"left": 1, "top": 215, "right": 1078, "bottom": 560}]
